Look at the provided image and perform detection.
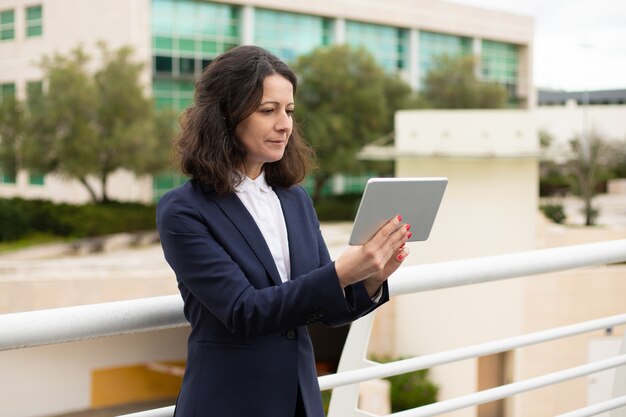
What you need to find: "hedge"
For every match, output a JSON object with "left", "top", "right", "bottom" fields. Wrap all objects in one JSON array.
[{"left": 0, "top": 198, "right": 156, "bottom": 243}]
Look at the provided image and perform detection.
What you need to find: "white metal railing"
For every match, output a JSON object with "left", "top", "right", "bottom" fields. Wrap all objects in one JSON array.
[
  {"left": 1, "top": 239, "right": 626, "bottom": 417},
  {"left": 0, "top": 295, "right": 186, "bottom": 351}
]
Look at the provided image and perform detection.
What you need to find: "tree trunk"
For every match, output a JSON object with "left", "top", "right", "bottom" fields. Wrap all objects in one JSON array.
[
  {"left": 312, "top": 173, "right": 331, "bottom": 204},
  {"left": 100, "top": 172, "right": 109, "bottom": 203},
  {"left": 78, "top": 176, "right": 100, "bottom": 203}
]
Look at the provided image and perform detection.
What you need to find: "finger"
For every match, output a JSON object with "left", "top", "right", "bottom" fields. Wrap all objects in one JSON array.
[
  {"left": 367, "top": 215, "right": 404, "bottom": 247},
  {"left": 388, "top": 222, "right": 411, "bottom": 249},
  {"left": 396, "top": 246, "right": 410, "bottom": 262}
]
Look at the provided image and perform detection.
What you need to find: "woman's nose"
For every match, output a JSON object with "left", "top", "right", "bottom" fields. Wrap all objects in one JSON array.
[{"left": 275, "top": 111, "right": 292, "bottom": 131}]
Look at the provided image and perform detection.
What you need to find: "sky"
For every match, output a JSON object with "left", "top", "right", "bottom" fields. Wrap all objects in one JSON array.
[{"left": 446, "top": 0, "right": 626, "bottom": 91}]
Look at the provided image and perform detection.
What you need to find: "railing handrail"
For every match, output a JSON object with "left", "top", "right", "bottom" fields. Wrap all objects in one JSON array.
[
  {"left": 318, "top": 312, "right": 626, "bottom": 390},
  {"left": 2, "top": 239, "right": 625, "bottom": 352},
  {"left": 389, "top": 238, "right": 626, "bottom": 296},
  {"left": 0, "top": 295, "right": 186, "bottom": 351},
  {"left": 388, "top": 354, "right": 626, "bottom": 417}
]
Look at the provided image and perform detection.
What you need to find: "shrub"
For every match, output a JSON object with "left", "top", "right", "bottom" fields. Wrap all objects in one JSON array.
[
  {"left": 0, "top": 199, "right": 30, "bottom": 241},
  {"left": 0, "top": 198, "right": 156, "bottom": 242},
  {"left": 314, "top": 194, "right": 362, "bottom": 221},
  {"left": 540, "top": 203, "right": 567, "bottom": 224},
  {"left": 370, "top": 355, "right": 439, "bottom": 412}
]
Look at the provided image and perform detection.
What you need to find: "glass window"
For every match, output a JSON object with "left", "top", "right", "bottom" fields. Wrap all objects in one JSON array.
[
  {"left": 481, "top": 40, "right": 519, "bottom": 83},
  {"left": 26, "top": 5, "right": 42, "bottom": 37},
  {"left": 29, "top": 173, "right": 45, "bottom": 186},
  {"left": 0, "top": 9, "right": 15, "bottom": 41},
  {"left": 155, "top": 55, "right": 173, "bottom": 73},
  {"left": 152, "top": 78, "right": 194, "bottom": 111},
  {"left": 254, "top": 9, "right": 333, "bottom": 63},
  {"left": 0, "top": 171, "right": 16, "bottom": 184},
  {"left": 178, "top": 57, "right": 195, "bottom": 76},
  {"left": 418, "top": 30, "right": 472, "bottom": 87},
  {"left": 0, "top": 83, "right": 15, "bottom": 103},
  {"left": 346, "top": 21, "right": 408, "bottom": 73},
  {"left": 151, "top": 0, "right": 240, "bottom": 60},
  {"left": 153, "top": 173, "right": 188, "bottom": 202},
  {"left": 481, "top": 39, "right": 519, "bottom": 101},
  {"left": 26, "top": 80, "right": 42, "bottom": 109},
  {"left": 151, "top": 0, "right": 241, "bottom": 86}
]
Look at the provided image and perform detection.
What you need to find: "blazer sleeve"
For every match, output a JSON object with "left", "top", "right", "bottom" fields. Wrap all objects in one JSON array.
[
  {"left": 157, "top": 190, "right": 368, "bottom": 337},
  {"left": 314, "top": 213, "right": 390, "bottom": 328}
]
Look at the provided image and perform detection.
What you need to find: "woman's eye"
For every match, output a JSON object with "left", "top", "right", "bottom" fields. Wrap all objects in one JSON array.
[{"left": 260, "top": 108, "right": 273, "bottom": 114}]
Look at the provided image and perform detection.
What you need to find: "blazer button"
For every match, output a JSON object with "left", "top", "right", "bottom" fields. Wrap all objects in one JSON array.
[{"left": 286, "top": 330, "right": 296, "bottom": 340}]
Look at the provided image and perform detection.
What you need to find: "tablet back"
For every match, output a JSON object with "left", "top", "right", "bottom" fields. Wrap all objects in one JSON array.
[{"left": 348, "top": 177, "right": 447, "bottom": 245}]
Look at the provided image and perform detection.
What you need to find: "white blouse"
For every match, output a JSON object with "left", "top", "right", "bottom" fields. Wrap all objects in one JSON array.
[{"left": 235, "top": 172, "right": 291, "bottom": 283}]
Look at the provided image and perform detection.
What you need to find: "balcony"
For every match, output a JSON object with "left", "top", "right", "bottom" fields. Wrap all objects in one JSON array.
[{"left": 2, "top": 238, "right": 626, "bottom": 417}]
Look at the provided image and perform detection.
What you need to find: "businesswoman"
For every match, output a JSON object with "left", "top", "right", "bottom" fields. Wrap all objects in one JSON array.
[{"left": 156, "top": 45, "right": 411, "bottom": 417}]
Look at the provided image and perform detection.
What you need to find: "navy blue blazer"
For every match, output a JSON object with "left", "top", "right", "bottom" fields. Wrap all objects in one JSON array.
[{"left": 156, "top": 179, "right": 389, "bottom": 417}]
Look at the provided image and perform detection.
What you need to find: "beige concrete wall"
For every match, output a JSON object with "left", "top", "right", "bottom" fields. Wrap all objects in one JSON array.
[
  {"left": 0, "top": 328, "right": 189, "bottom": 417},
  {"left": 393, "top": 157, "right": 538, "bottom": 417},
  {"left": 0, "top": 169, "right": 154, "bottom": 204},
  {"left": 0, "top": 0, "right": 152, "bottom": 97},
  {"left": 0, "top": 244, "right": 183, "bottom": 417},
  {"left": 517, "top": 263, "right": 626, "bottom": 417},
  {"left": 388, "top": 109, "right": 539, "bottom": 416},
  {"left": 395, "top": 109, "right": 538, "bottom": 158}
]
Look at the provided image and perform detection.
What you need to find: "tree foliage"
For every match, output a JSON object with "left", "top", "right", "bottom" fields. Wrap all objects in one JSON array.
[
  {"left": 566, "top": 133, "right": 612, "bottom": 226},
  {"left": 22, "top": 43, "right": 176, "bottom": 203},
  {"left": 421, "top": 54, "right": 508, "bottom": 109},
  {"left": 0, "top": 97, "right": 26, "bottom": 179},
  {"left": 292, "top": 45, "right": 413, "bottom": 202}
]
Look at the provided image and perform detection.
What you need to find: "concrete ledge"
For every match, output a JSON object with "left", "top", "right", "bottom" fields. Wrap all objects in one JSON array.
[{"left": 0, "top": 231, "right": 160, "bottom": 260}]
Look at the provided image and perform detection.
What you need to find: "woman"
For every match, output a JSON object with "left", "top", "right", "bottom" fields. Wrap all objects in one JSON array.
[{"left": 156, "top": 45, "right": 411, "bottom": 417}]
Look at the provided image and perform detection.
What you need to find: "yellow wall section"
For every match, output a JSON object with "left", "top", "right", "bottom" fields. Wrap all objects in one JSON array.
[{"left": 91, "top": 361, "right": 184, "bottom": 408}]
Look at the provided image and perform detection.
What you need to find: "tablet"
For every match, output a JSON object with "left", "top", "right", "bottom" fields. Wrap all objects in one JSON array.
[{"left": 348, "top": 177, "right": 447, "bottom": 245}]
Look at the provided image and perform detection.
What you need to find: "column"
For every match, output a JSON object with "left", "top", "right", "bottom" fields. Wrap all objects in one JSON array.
[
  {"left": 333, "top": 17, "right": 345, "bottom": 44},
  {"left": 241, "top": 5, "right": 254, "bottom": 45},
  {"left": 408, "top": 28, "right": 419, "bottom": 90}
]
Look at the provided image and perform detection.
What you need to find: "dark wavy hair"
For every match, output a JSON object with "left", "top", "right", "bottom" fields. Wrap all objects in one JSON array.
[{"left": 176, "top": 45, "right": 313, "bottom": 194}]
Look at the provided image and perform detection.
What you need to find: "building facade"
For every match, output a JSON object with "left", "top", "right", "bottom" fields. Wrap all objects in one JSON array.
[{"left": 0, "top": 0, "right": 534, "bottom": 202}]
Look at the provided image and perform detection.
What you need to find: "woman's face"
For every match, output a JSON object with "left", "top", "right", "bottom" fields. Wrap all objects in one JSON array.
[{"left": 235, "top": 74, "right": 294, "bottom": 179}]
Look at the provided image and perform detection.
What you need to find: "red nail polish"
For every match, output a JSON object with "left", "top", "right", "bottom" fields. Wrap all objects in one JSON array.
[
  {"left": 405, "top": 224, "right": 411, "bottom": 231},
  {"left": 397, "top": 215, "right": 402, "bottom": 222},
  {"left": 407, "top": 232, "right": 413, "bottom": 239},
  {"left": 397, "top": 254, "right": 403, "bottom": 261}
]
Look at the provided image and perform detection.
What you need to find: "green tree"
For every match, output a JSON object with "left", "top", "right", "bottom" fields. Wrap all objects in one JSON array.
[
  {"left": 421, "top": 54, "right": 507, "bottom": 108},
  {"left": 606, "top": 140, "right": 626, "bottom": 178},
  {"left": 23, "top": 43, "right": 176, "bottom": 203},
  {"left": 567, "top": 133, "right": 611, "bottom": 226},
  {"left": 0, "top": 96, "right": 26, "bottom": 180},
  {"left": 292, "top": 45, "right": 413, "bottom": 202}
]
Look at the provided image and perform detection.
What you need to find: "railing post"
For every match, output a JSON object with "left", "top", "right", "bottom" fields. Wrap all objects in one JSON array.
[
  {"left": 611, "top": 331, "right": 626, "bottom": 417},
  {"left": 327, "top": 312, "right": 377, "bottom": 417}
]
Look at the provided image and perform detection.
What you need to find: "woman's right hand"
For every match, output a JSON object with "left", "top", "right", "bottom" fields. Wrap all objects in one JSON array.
[{"left": 334, "top": 215, "right": 410, "bottom": 288}]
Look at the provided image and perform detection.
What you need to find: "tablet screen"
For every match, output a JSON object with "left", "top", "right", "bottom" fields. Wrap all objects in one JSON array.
[{"left": 348, "top": 177, "right": 447, "bottom": 245}]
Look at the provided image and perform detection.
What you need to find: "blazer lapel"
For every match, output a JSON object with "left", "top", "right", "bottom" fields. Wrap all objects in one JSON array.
[
  {"left": 211, "top": 192, "right": 283, "bottom": 286},
  {"left": 274, "top": 188, "right": 303, "bottom": 279}
]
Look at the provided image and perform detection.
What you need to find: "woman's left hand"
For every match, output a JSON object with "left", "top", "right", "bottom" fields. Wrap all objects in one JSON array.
[{"left": 363, "top": 245, "right": 410, "bottom": 297}]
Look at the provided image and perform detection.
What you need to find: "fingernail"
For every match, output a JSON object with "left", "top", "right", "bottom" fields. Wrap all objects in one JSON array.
[
  {"left": 397, "top": 215, "right": 402, "bottom": 222},
  {"left": 407, "top": 232, "right": 413, "bottom": 239},
  {"left": 397, "top": 254, "right": 404, "bottom": 261},
  {"left": 400, "top": 244, "right": 405, "bottom": 250},
  {"left": 405, "top": 224, "right": 411, "bottom": 231}
]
